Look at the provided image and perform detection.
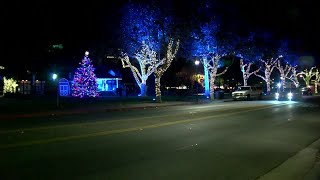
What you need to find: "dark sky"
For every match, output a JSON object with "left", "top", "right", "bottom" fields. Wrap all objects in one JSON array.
[{"left": 1, "top": 0, "right": 319, "bottom": 69}]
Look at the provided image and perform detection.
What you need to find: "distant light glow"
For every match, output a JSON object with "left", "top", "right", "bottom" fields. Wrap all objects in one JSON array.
[
  {"left": 52, "top": 73, "right": 57, "bottom": 80},
  {"left": 85, "top": 51, "right": 89, "bottom": 56},
  {"left": 195, "top": 60, "right": 200, "bottom": 65},
  {"left": 277, "top": 83, "right": 281, "bottom": 88},
  {"left": 52, "top": 44, "right": 63, "bottom": 50}
]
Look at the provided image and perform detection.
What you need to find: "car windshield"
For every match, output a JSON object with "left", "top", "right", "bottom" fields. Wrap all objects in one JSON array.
[{"left": 237, "top": 87, "right": 251, "bottom": 91}]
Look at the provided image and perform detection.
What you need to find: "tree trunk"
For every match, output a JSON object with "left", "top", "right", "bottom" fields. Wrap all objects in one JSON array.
[
  {"left": 243, "top": 77, "right": 248, "bottom": 86},
  {"left": 265, "top": 69, "right": 271, "bottom": 94},
  {"left": 315, "top": 83, "right": 318, "bottom": 94},
  {"left": 204, "top": 63, "right": 210, "bottom": 98},
  {"left": 266, "top": 80, "right": 271, "bottom": 94},
  {"left": 282, "top": 79, "right": 286, "bottom": 90},
  {"left": 155, "top": 74, "right": 162, "bottom": 103},
  {"left": 139, "top": 83, "right": 147, "bottom": 96},
  {"left": 210, "top": 75, "right": 215, "bottom": 101},
  {"left": 305, "top": 79, "right": 310, "bottom": 87},
  {"left": 280, "top": 72, "right": 286, "bottom": 90},
  {"left": 241, "top": 65, "right": 247, "bottom": 86}
]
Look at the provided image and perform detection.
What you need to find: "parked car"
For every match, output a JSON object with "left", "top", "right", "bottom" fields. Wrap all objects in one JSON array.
[
  {"left": 275, "top": 88, "right": 302, "bottom": 101},
  {"left": 232, "top": 86, "right": 263, "bottom": 100},
  {"left": 301, "top": 87, "right": 312, "bottom": 96}
]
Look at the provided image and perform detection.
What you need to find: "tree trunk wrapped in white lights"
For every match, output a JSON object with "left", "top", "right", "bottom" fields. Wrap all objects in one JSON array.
[
  {"left": 240, "top": 59, "right": 260, "bottom": 86},
  {"left": 286, "top": 65, "right": 300, "bottom": 88},
  {"left": 314, "top": 69, "right": 320, "bottom": 94},
  {"left": 120, "top": 42, "right": 158, "bottom": 96},
  {"left": 254, "top": 57, "right": 278, "bottom": 93},
  {"left": 153, "top": 39, "right": 179, "bottom": 103},
  {"left": 297, "top": 67, "right": 316, "bottom": 87},
  {"left": 201, "top": 54, "right": 228, "bottom": 100},
  {"left": 276, "top": 59, "right": 292, "bottom": 90}
]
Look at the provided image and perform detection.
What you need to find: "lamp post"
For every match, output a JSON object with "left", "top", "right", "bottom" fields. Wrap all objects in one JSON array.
[
  {"left": 195, "top": 60, "right": 200, "bottom": 103},
  {"left": 52, "top": 73, "right": 59, "bottom": 108}
]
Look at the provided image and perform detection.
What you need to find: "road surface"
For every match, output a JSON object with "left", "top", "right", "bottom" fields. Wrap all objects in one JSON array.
[{"left": 1, "top": 97, "right": 320, "bottom": 179}]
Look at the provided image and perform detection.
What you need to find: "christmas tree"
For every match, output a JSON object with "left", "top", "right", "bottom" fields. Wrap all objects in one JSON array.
[{"left": 72, "top": 51, "right": 99, "bottom": 98}]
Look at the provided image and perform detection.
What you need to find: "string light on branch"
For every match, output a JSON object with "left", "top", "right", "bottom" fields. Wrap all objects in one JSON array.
[
  {"left": 120, "top": 42, "right": 159, "bottom": 97},
  {"left": 153, "top": 39, "right": 180, "bottom": 102},
  {"left": 297, "top": 67, "right": 316, "bottom": 87},
  {"left": 254, "top": 57, "right": 278, "bottom": 93}
]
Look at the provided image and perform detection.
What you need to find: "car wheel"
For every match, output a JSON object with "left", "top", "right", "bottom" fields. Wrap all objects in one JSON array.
[{"left": 246, "top": 94, "right": 251, "bottom": 100}]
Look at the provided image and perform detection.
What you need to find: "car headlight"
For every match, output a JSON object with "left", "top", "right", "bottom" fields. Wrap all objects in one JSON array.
[{"left": 287, "top": 92, "right": 293, "bottom": 100}]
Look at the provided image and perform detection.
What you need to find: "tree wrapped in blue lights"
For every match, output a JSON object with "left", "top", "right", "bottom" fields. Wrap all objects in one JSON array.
[
  {"left": 191, "top": 20, "right": 234, "bottom": 100},
  {"left": 72, "top": 51, "right": 99, "bottom": 98},
  {"left": 120, "top": 3, "right": 161, "bottom": 96},
  {"left": 120, "top": 3, "right": 161, "bottom": 55},
  {"left": 120, "top": 2, "right": 179, "bottom": 98}
]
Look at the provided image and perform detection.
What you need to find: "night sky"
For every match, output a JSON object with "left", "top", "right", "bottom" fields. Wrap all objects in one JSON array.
[{"left": 2, "top": 0, "right": 319, "bottom": 70}]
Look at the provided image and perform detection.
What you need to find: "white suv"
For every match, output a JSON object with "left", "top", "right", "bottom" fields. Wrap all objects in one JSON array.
[{"left": 232, "top": 86, "right": 263, "bottom": 100}]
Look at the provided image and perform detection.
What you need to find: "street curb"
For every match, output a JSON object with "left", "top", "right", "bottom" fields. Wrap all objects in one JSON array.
[{"left": 0, "top": 102, "right": 193, "bottom": 119}]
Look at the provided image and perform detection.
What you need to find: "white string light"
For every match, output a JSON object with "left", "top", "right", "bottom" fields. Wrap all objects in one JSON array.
[
  {"left": 120, "top": 42, "right": 158, "bottom": 96},
  {"left": 254, "top": 57, "right": 278, "bottom": 93},
  {"left": 153, "top": 39, "right": 179, "bottom": 102},
  {"left": 297, "top": 67, "right": 316, "bottom": 87},
  {"left": 240, "top": 59, "right": 260, "bottom": 86}
]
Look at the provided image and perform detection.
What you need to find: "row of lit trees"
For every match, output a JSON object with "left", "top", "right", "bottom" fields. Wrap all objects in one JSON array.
[
  {"left": 118, "top": 2, "right": 320, "bottom": 102},
  {"left": 6, "top": 3, "right": 317, "bottom": 100}
]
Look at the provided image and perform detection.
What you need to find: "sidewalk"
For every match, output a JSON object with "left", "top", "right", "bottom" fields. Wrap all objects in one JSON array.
[
  {"left": 258, "top": 138, "right": 320, "bottom": 180},
  {"left": 0, "top": 98, "right": 232, "bottom": 120}
]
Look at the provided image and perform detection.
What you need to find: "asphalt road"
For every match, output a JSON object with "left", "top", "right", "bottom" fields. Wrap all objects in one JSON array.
[{"left": 1, "top": 97, "right": 320, "bottom": 180}]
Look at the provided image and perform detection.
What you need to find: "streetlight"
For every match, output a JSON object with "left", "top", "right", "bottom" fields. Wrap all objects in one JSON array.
[
  {"left": 52, "top": 73, "right": 59, "bottom": 108},
  {"left": 195, "top": 60, "right": 200, "bottom": 102}
]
